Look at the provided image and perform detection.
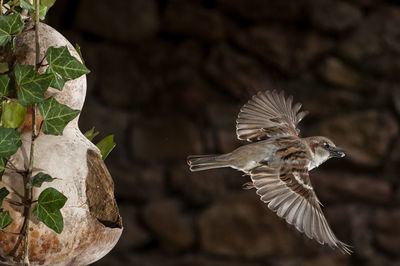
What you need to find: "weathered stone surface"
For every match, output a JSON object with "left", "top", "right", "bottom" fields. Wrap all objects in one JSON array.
[
  {"left": 234, "top": 26, "right": 291, "bottom": 72},
  {"left": 293, "top": 33, "right": 334, "bottom": 71},
  {"left": 204, "top": 44, "right": 265, "bottom": 99},
  {"left": 217, "top": 0, "right": 306, "bottom": 21},
  {"left": 339, "top": 7, "right": 400, "bottom": 77},
  {"left": 76, "top": 0, "right": 159, "bottom": 43},
  {"left": 325, "top": 205, "right": 373, "bottom": 258},
  {"left": 311, "top": 171, "right": 391, "bottom": 203},
  {"left": 170, "top": 164, "right": 227, "bottom": 206},
  {"left": 198, "top": 191, "right": 305, "bottom": 258},
  {"left": 162, "top": 0, "right": 225, "bottom": 41},
  {"left": 376, "top": 233, "right": 400, "bottom": 255},
  {"left": 301, "top": 255, "right": 350, "bottom": 266},
  {"left": 374, "top": 209, "right": 400, "bottom": 254},
  {"left": 143, "top": 199, "right": 194, "bottom": 251},
  {"left": 374, "top": 209, "right": 400, "bottom": 231},
  {"left": 84, "top": 44, "right": 154, "bottom": 108},
  {"left": 318, "top": 57, "right": 363, "bottom": 89},
  {"left": 79, "top": 99, "right": 131, "bottom": 165},
  {"left": 131, "top": 118, "right": 203, "bottom": 161},
  {"left": 116, "top": 205, "right": 151, "bottom": 250},
  {"left": 111, "top": 164, "right": 165, "bottom": 202},
  {"left": 314, "top": 111, "right": 399, "bottom": 166},
  {"left": 309, "top": 0, "right": 362, "bottom": 32}
]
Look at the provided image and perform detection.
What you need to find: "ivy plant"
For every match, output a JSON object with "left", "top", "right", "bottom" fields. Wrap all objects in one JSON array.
[{"left": 0, "top": 0, "right": 113, "bottom": 264}]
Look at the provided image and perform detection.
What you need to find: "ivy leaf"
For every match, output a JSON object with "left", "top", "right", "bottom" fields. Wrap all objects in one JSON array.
[
  {"left": 0, "top": 74, "right": 13, "bottom": 97},
  {"left": 0, "top": 14, "right": 24, "bottom": 46},
  {"left": 33, "top": 205, "right": 63, "bottom": 233},
  {"left": 96, "top": 135, "right": 116, "bottom": 160},
  {"left": 33, "top": 187, "right": 67, "bottom": 233},
  {"left": 0, "top": 187, "right": 9, "bottom": 207},
  {"left": 83, "top": 127, "right": 99, "bottom": 141},
  {"left": 15, "top": 65, "right": 53, "bottom": 106},
  {"left": 0, "top": 63, "right": 9, "bottom": 74},
  {"left": 0, "top": 211, "right": 12, "bottom": 229},
  {"left": 38, "top": 97, "right": 80, "bottom": 135},
  {"left": 36, "top": 187, "right": 67, "bottom": 212},
  {"left": 0, "top": 128, "right": 21, "bottom": 157},
  {"left": 0, "top": 158, "right": 5, "bottom": 181},
  {"left": 46, "top": 67, "right": 67, "bottom": 91},
  {"left": 1, "top": 100, "right": 27, "bottom": 128},
  {"left": 40, "top": 0, "right": 57, "bottom": 10},
  {"left": 27, "top": 172, "right": 57, "bottom": 189},
  {"left": 74, "top": 43, "right": 85, "bottom": 64},
  {"left": 20, "top": 0, "right": 48, "bottom": 20},
  {"left": 46, "top": 46, "right": 90, "bottom": 80}
]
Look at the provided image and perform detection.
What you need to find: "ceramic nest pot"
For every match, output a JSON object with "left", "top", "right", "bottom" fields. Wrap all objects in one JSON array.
[{"left": 0, "top": 22, "right": 123, "bottom": 265}]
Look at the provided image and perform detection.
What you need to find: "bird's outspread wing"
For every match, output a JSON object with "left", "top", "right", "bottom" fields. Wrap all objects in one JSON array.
[
  {"left": 250, "top": 163, "right": 352, "bottom": 254},
  {"left": 236, "top": 90, "right": 308, "bottom": 142}
]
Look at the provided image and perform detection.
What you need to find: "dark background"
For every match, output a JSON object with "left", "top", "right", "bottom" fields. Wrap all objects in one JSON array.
[{"left": 47, "top": 0, "right": 400, "bottom": 265}]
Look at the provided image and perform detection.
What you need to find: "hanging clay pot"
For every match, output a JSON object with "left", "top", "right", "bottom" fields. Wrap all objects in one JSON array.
[{"left": 0, "top": 22, "right": 123, "bottom": 265}]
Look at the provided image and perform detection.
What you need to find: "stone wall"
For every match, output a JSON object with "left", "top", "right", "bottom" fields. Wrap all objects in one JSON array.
[{"left": 47, "top": 0, "right": 400, "bottom": 265}]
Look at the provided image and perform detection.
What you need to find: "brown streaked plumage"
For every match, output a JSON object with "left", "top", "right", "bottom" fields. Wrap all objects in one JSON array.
[{"left": 187, "top": 90, "right": 352, "bottom": 254}]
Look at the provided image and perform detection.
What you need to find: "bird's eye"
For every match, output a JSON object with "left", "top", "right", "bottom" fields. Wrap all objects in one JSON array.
[{"left": 324, "top": 143, "right": 330, "bottom": 148}]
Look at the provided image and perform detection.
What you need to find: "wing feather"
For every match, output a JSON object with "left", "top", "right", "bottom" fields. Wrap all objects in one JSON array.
[
  {"left": 237, "top": 90, "right": 308, "bottom": 142},
  {"left": 249, "top": 164, "right": 352, "bottom": 254}
]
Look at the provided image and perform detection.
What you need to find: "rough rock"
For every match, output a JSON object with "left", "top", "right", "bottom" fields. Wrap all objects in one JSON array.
[
  {"left": 76, "top": 0, "right": 159, "bottom": 43},
  {"left": 217, "top": 0, "right": 306, "bottom": 21},
  {"left": 110, "top": 164, "right": 165, "bottom": 202},
  {"left": 198, "top": 191, "right": 306, "bottom": 258},
  {"left": 311, "top": 171, "right": 391, "bottom": 203},
  {"left": 116, "top": 205, "right": 151, "bottom": 250},
  {"left": 309, "top": 0, "right": 362, "bottom": 32},
  {"left": 204, "top": 44, "right": 266, "bottom": 99},
  {"left": 131, "top": 118, "right": 203, "bottom": 161},
  {"left": 170, "top": 164, "right": 227, "bottom": 206},
  {"left": 143, "top": 199, "right": 194, "bottom": 251},
  {"left": 162, "top": 0, "right": 225, "bottom": 41},
  {"left": 339, "top": 7, "right": 400, "bottom": 77},
  {"left": 314, "top": 110, "right": 399, "bottom": 166},
  {"left": 318, "top": 57, "right": 363, "bottom": 89},
  {"left": 234, "top": 26, "right": 292, "bottom": 73}
]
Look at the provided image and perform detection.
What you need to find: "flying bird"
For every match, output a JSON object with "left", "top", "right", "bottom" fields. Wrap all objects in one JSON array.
[{"left": 187, "top": 90, "right": 352, "bottom": 254}]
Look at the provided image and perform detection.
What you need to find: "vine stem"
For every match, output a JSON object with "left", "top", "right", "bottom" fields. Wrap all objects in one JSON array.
[{"left": 22, "top": 1, "right": 41, "bottom": 265}]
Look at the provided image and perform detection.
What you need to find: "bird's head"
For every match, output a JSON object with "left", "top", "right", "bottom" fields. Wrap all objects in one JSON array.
[{"left": 306, "top": 136, "right": 345, "bottom": 169}]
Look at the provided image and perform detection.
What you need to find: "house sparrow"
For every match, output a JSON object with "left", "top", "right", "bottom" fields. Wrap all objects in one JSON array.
[{"left": 187, "top": 90, "right": 352, "bottom": 254}]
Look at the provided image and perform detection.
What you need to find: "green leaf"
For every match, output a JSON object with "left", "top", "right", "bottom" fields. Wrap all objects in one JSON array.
[
  {"left": 1, "top": 100, "right": 27, "bottom": 128},
  {"left": 0, "top": 158, "right": 5, "bottom": 181},
  {"left": 36, "top": 187, "right": 67, "bottom": 211},
  {"left": 15, "top": 64, "right": 53, "bottom": 106},
  {"left": 0, "top": 14, "right": 24, "bottom": 46},
  {"left": 46, "top": 67, "right": 67, "bottom": 91},
  {"left": 0, "top": 187, "right": 9, "bottom": 207},
  {"left": 0, "top": 74, "right": 13, "bottom": 97},
  {"left": 0, "top": 63, "right": 9, "bottom": 74},
  {"left": 0, "top": 128, "right": 21, "bottom": 157},
  {"left": 46, "top": 46, "right": 90, "bottom": 80},
  {"left": 33, "top": 204, "right": 63, "bottom": 233},
  {"left": 33, "top": 187, "right": 67, "bottom": 233},
  {"left": 27, "top": 172, "right": 57, "bottom": 189},
  {"left": 40, "top": 0, "right": 57, "bottom": 10},
  {"left": 83, "top": 127, "right": 99, "bottom": 141},
  {"left": 0, "top": 211, "right": 12, "bottom": 229},
  {"left": 38, "top": 97, "right": 80, "bottom": 135},
  {"left": 74, "top": 43, "right": 85, "bottom": 64},
  {"left": 96, "top": 135, "right": 116, "bottom": 160},
  {"left": 20, "top": 0, "right": 48, "bottom": 20}
]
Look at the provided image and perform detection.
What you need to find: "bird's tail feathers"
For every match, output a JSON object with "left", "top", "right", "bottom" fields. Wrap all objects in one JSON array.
[{"left": 187, "top": 154, "right": 231, "bottom": 172}]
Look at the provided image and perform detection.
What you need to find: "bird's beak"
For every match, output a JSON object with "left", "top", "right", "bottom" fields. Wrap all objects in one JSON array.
[{"left": 328, "top": 146, "right": 345, "bottom": 158}]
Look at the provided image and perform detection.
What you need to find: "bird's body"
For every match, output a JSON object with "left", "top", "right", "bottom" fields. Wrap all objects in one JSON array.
[{"left": 187, "top": 90, "right": 352, "bottom": 254}]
